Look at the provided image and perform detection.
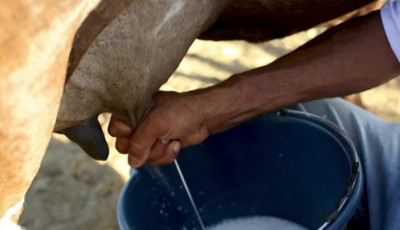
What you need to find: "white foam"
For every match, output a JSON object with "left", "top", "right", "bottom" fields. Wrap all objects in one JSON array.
[{"left": 206, "top": 216, "right": 308, "bottom": 230}]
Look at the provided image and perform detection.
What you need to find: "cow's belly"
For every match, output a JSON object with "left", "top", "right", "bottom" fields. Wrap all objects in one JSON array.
[{"left": 200, "top": 0, "right": 378, "bottom": 42}]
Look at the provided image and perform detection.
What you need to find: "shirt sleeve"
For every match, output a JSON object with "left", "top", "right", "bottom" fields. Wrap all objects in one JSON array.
[{"left": 380, "top": 0, "right": 400, "bottom": 63}]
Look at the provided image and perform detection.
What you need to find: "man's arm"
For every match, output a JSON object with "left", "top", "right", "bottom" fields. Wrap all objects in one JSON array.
[
  {"left": 109, "top": 11, "right": 400, "bottom": 167},
  {"left": 198, "top": 11, "right": 400, "bottom": 134}
]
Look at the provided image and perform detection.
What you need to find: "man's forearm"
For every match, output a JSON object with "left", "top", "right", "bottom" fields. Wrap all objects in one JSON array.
[{"left": 194, "top": 11, "right": 400, "bottom": 134}]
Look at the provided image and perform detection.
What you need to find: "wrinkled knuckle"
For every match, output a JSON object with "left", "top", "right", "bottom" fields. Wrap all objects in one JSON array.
[
  {"left": 128, "top": 157, "right": 142, "bottom": 168},
  {"left": 129, "top": 141, "right": 143, "bottom": 153},
  {"left": 129, "top": 153, "right": 146, "bottom": 165}
]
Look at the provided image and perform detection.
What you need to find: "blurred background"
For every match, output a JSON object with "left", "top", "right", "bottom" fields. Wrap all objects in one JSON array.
[{"left": 19, "top": 3, "right": 400, "bottom": 229}]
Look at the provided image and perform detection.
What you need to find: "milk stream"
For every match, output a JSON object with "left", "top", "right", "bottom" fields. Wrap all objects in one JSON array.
[{"left": 174, "top": 160, "right": 206, "bottom": 230}]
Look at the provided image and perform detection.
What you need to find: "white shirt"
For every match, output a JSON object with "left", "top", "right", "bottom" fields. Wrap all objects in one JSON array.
[{"left": 381, "top": 0, "right": 400, "bottom": 63}]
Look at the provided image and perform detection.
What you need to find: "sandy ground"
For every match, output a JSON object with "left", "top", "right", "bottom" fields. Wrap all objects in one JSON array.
[{"left": 19, "top": 27, "right": 400, "bottom": 229}]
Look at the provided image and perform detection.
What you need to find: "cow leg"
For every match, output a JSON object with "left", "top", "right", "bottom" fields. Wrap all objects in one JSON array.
[
  {"left": 200, "top": 0, "right": 377, "bottom": 42},
  {"left": 0, "top": 0, "right": 100, "bottom": 220}
]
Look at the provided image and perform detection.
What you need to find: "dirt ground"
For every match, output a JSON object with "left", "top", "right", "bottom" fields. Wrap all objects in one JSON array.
[{"left": 18, "top": 27, "right": 400, "bottom": 230}]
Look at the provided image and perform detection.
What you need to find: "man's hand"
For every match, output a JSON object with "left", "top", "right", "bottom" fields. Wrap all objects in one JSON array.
[{"left": 108, "top": 91, "right": 210, "bottom": 168}]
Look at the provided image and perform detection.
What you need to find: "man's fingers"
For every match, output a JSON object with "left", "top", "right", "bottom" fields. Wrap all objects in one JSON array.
[
  {"left": 128, "top": 131, "right": 156, "bottom": 168},
  {"left": 150, "top": 141, "right": 180, "bottom": 167},
  {"left": 115, "top": 137, "right": 130, "bottom": 154},
  {"left": 108, "top": 116, "right": 133, "bottom": 137},
  {"left": 147, "top": 139, "right": 169, "bottom": 162},
  {"left": 128, "top": 115, "right": 167, "bottom": 167},
  {"left": 128, "top": 140, "right": 152, "bottom": 168}
]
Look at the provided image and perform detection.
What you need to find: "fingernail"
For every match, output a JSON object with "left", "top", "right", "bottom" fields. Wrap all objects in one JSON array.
[
  {"left": 172, "top": 141, "right": 181, "bottom": 153},
  {"left": 161, "top": 139, "right": 169, "bottom": 145}
]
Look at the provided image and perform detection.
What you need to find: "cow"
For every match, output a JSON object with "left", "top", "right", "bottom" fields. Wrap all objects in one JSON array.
[
  {"left": 0, "top": 0, "right": 378, "bottom": 226},
  {"left": 56, "top": 0, "right": 379, "bottom": 160}
]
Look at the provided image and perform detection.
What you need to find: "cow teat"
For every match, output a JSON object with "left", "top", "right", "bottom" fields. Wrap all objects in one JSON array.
[{"left": 58, "top": 116, "right": 109, "bottom": 160}]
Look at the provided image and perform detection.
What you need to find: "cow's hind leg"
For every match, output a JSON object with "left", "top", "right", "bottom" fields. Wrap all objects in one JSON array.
[{"left": 0, "top": 0, "right": 100, "bottom": 222}]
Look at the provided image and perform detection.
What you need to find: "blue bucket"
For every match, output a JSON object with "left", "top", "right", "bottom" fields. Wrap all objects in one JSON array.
[{"left": 117, "top": 110, "right": 363, "bottom": 230}]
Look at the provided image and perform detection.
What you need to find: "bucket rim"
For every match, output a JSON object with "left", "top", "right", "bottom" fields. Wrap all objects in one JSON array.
[{"left": 279, "top": 109, "right": 363, "bottom": 230}]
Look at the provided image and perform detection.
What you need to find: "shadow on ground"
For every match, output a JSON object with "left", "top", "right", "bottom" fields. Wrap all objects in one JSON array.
[{"left": 19, "top": 137, "right": 124, "bottom": 230}]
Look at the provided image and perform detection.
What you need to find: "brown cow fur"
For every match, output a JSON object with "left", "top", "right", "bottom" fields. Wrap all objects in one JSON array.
[
  {"left": 199, "top": 0, "right": 377, "bottom": 42},
  {"left": 67, "top": 0, "right": 134, "bottom": 81},
  {"left": 0, "top": 0, "right": 101, "bottom": 218}
]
